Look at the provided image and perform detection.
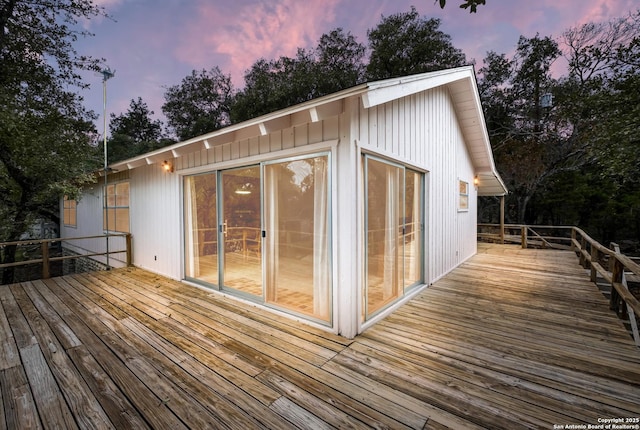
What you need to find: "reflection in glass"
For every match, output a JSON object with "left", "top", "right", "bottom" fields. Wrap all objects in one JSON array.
[
  {"left": 264, "top": 156, "right": 331, "bottom": 322},
  {"left": 221, "top": 166, "right": 262, "bottom": 296},
  {"left": 184, "top": 156, "right": 332, "bottom": 324},
  {"left": 365, "top": 158, "right": 403, "bottom": 317},
  {"left": 364, "top": 157, "right": 423, "bottom": 319},
  {"left": 184, "top": 173, "right": 218, "bottom": 284},
  {"left": 404, "top": 169, "right": 422, "bottom": 288}
]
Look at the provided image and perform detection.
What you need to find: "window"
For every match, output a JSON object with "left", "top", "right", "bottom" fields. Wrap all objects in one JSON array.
[
  {"left": 459, "top": 180, "right": 469, "bottom": 211},
  {"left": 63, "top": 196, "right": 77, "bottom": 227},
  {"left": 104, "top": 181, "right": 130, "bottom": 233}
]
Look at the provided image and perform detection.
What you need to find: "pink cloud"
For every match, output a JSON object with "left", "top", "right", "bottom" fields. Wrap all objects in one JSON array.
[
  {"left": 574, "top": 0, "right": 637, "bottom": 25},
  {"left": 175, "top": 0, "right": 341, "bottom": 86}
]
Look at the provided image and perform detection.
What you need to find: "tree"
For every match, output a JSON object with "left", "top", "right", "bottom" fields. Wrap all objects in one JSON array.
[
  {"left": 437, "top": 0, "right": 486, "bottom": 13},
  {"left": 314, "top": 28, "right": 366, "bottom": 96},
  {"left": 560, "top": 11, "right": 640, "bottom": 181},
  {"left": 231, "top": 29, "right": 365, "bottom": 123},
  {"left": 564, "top": 12, "right": 640, "bottom": 245},
  {"left": 231, "top": 51, "right": 317, "bottom": 123},
  {"left": 478, "top": 35, "right": 563, "bottom": 223},
  {"left": 477, "top": 51, "right": 514, "bottom": 140},
  {"left": 0, "top": 0, "right": 104, "bottom": 283},
  {"left": 366, "top": 6, "right": 467, "bottom": 80},
  {"left": 106, "top": 97, "right": 172, "bottom": 162},
  {"left": 162, "top": 67, "right": 234, "bottom": 141},
  {"left": 479, "top": 11, "right": 640, "bottom": 248}
]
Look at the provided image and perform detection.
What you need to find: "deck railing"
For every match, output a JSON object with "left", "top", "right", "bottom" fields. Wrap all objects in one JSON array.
[
  {"left": 478, "top": 223, "right": 575, "bottom": 249},
  {"left": 571, "top": 227, "right": 640, "bottom": 346},
  {"left": 479, "top": 223, "right": 640, "bottom": 346},
  {"left": 0, "top": 233, "right": 132, "bottom": 283}
]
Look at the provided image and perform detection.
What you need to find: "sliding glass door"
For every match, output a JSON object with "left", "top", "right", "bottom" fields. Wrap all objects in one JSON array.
[
  {"left": 364, "top": 155, "right": 423, "bottom": 319},
  {"left": 184, "top": 153, "right": 331, "bottom": 323}
]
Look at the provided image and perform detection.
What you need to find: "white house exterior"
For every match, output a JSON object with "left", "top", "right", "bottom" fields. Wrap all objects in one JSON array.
[{"left": 61, "top": 66, "right": 507, "bottom": 338}]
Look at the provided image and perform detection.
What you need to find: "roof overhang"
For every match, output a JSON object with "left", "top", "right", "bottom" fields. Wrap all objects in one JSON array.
[
  {"left": 109, "top": 66, "right": 507, "bottom": 196},
  {"left": 109, "top": 84, "right": 367, "bottom": 174},
  {"left": 361, "top": 66, "right": 507, "bottom": 196}
]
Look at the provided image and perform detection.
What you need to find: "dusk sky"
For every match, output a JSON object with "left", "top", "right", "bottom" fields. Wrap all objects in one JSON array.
[{"left": 75, "top": 0, "right": 638, "bottom": 135}]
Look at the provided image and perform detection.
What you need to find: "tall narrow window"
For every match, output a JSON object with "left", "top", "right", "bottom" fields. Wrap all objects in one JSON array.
[
  {"left": 103, "top": 182, "right": 130, "bottom": 233},
  {"left": 63, "top": 196, "right": 77, "bottom": 227},
  {"left": 264, "top": 154, "right": 331, "bottom": 323},
  {"left": 364, "top": 156, "right": 423, "bottom": 320}
]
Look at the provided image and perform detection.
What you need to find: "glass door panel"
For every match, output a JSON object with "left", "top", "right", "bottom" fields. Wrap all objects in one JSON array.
[
  {"left": 404, "top": 169, "right": 423, "bottom": 288},
  {"left": 220, "top": 166, "right": 262, "bottom": 297},
  {"left": 264, "top": 155, "right": 331, "bottom": 322},
  {"left": 184, "top": 173, "right": 219, "bottom": 285},
  {"left": 365, "top": 157, "right": 404, "bottom": 317}
]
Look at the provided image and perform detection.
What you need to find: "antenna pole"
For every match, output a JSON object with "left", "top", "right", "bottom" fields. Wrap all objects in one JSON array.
[{"left": 101, "top": 68, "right": 115, "bottom": 270}]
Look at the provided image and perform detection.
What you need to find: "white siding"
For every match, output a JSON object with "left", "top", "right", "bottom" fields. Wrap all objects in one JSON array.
[{"left": 129, "top": 164, "right": 182, "bottom": 279}]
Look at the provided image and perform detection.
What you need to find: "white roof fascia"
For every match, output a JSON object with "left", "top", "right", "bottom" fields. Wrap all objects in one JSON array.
[
  {"left": 109, "top": 84, "right": 367, "bottom": 173},
  {"left": 361, "top": 66, "right": 474, "bottom": 109}
]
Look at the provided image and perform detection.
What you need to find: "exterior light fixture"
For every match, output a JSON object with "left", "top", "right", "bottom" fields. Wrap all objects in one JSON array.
[
  {"left": 162, "top": 160, "right": 173, "bottom": 173},
  {"left": 474, "top": 175, "right": 479, "bottom": 187}
]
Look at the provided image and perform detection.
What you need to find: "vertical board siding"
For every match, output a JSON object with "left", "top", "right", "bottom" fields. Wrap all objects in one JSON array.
[
  {"left": 129, "top": 164, "right": 182, "bottom": 279},
  {"left": 173, "top": 119, "right": 340, "bottom": 172},
  {"left": 270, "top": 130, "right": 283, "bottom": 152},
  {"left": 358, "top": 87, "right": 477, "bottom": 284}
]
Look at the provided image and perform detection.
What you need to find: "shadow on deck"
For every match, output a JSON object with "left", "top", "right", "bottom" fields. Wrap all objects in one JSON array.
[{"left": 1, "top": 243, "right": 639, "bottom": 429}]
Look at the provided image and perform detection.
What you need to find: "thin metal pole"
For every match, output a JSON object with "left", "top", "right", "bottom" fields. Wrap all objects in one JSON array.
[{"left": 102, "top": 69, "right": 114, "bottom": 269}]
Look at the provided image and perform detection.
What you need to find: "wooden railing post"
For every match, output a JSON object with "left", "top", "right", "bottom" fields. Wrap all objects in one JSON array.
[
  {"left": 610, "top": 257, "right": 623, "bottom": 314},
  {"left": 1, "top": 233, "right": 132, "bottom": 285},
  {"left": 590, "top": 244, "right": 598, "bottom": 283},
  {"left": 570, "top": 228, "right": 576, "bottom": 252},
  {"left": 500, "top": 196, "right": 505, "bottom": 244},
  {"left": 126, "top": 234, "right": 133, "bottom": 267},
  {"left": 609, "top": 242, "right": 620, "bottom": 273},
  {"left": 521, "top": 226, "right": 528, "bottom": 249},
  {"left": 41, "top": 241, "right": 50, "bottom": 279},
  {"left": 579, "top": 236, "right": 587, "bottom": 268}
]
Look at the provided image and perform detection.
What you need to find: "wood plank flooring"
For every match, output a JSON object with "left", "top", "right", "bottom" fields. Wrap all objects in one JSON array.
[{"left": 1, "top": 243, "right": 639, "bottom": 429}]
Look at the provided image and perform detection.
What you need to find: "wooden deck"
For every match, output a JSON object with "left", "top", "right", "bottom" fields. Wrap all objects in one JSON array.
[{"left": 1, "top": 244, "right": 639, "bottom": 429}]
